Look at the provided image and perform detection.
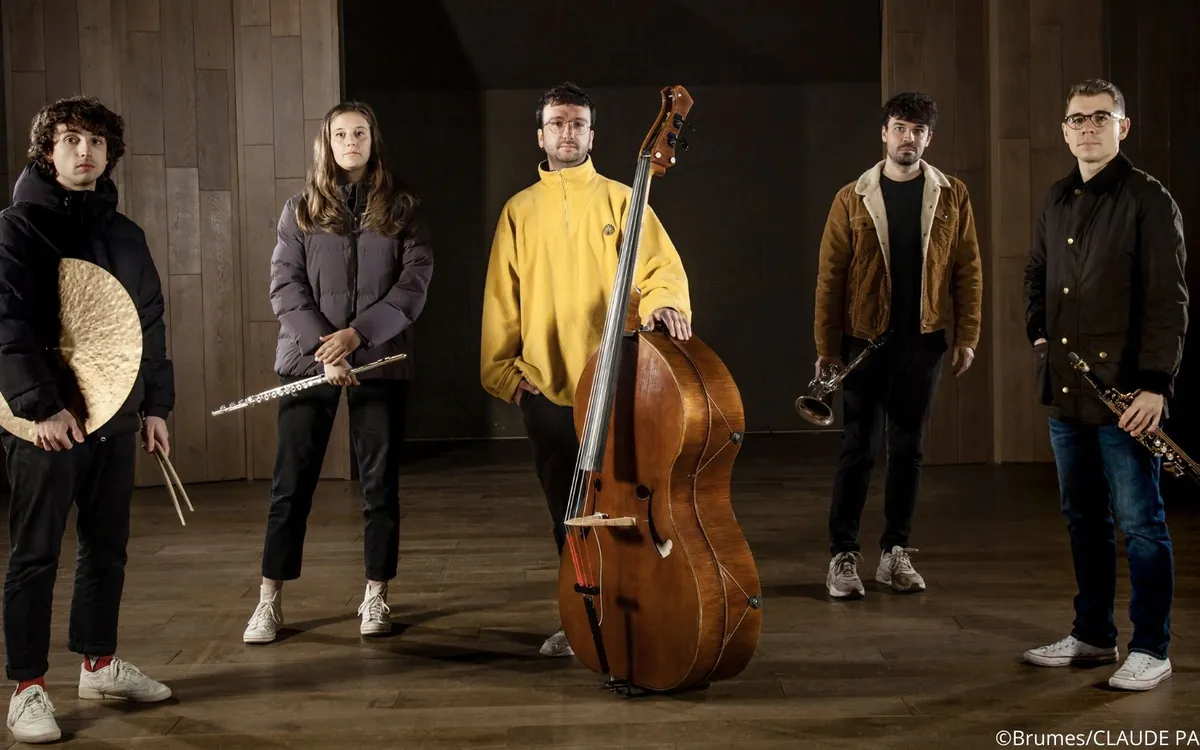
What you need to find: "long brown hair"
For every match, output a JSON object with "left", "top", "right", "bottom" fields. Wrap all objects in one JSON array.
[{"left": 294, "top": 101, "right": 418, "bottom": 237}]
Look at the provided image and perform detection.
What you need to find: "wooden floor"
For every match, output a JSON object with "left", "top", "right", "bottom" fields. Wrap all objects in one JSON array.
[{"left": 3, "top": 432, "right": 1200, "bottom": 748}]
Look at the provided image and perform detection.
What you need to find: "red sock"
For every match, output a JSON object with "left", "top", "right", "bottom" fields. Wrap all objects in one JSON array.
[
  {"left": 16, "top": 677, "right": 45, "bottom": 694},
  {"left": 83, "top": 656, "right": 113, "bottom": 672}
]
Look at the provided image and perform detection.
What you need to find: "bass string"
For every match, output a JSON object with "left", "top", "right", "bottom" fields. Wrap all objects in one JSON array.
[{"left": 564, "top": 153, "right": 656, "bottom": 590}]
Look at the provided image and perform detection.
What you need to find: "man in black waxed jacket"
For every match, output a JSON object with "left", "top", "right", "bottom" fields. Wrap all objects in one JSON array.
[
  {"left": 0, "top": 97, "right": 175, "bottom": 745},
  {"left": 1022, "top": 79, "right": 1188, "bottom": 693}
]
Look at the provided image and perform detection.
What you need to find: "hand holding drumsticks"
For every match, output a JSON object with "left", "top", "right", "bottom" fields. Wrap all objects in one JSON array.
[{"left": 141, "top": 416, "right": 193, "bottom": 526}]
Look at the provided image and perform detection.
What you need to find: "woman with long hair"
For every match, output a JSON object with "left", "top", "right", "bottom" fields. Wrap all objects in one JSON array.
[{"left": 242, "top": 101, "right": 433, "bottom": 644}]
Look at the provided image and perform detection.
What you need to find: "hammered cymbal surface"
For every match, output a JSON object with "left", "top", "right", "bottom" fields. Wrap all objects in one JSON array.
[{"left": 0, "top": 258, "right": 143, "bottom": 442}]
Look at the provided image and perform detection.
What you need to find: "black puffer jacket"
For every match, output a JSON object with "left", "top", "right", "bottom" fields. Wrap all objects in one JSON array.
[{"left": 0, "top": 162, "right": 173, "bottom": 438}]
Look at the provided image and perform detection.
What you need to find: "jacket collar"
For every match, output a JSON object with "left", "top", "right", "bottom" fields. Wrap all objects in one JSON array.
[
  {"left": 853, "top": 158, "right": 952, "bottom": 195},
  {"left": 1061, "top": 151, "right": 1132, "bottom": 197},
  {"left": 538, "top": 154, "right": 600, "bottom": 187},
  {"left": 11, "top": 161, "right": 119, "bottom": 226},
  {"left": 852, "top": 159, "right": 951, "bottom": 274}
]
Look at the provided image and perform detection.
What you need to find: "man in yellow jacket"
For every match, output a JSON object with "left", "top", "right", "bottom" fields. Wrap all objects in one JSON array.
[{"left": 480, "top": 82, "right": 693, "bottom": 658}]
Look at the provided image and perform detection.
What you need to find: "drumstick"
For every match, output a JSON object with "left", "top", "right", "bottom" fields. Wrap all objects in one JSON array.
[
  {"left": 155, "top": 451, "right": 186, "bottom": 525},
  {"left": 156, "top": 447, "right": 194, "bottom": 512}
]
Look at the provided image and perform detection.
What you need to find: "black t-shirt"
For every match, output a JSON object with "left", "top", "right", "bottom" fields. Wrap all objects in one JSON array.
[{"left": 880, "top": 172, "right": 925, "bottom": 343}]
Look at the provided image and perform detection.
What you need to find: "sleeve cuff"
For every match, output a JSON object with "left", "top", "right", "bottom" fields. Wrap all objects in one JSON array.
[
  {"left": 815, "top": 331, "right": 842, "bottom": 359},
  {"left": 1135, "top": 370, "right": 1173, "bottom": 396},
  {"left": 1026, "top": 321, "right": 1046, "bottom": 346},
  {"left": 143, "top": 406, "right": 170, "bottom": 420}
]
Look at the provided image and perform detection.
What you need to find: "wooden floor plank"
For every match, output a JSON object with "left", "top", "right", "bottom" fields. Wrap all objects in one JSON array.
[{"left": 2, "top": 433, "right": 1199, "bottom": 747}]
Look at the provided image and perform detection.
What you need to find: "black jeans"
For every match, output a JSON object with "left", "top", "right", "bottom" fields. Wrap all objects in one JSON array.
[
  {"left": 828, "top": 335, "right": 945, "bottom": 556},
  {"left": 261, "top": 379, "right": 408, "bottom": 582},
  {"left": 519, "top": 393, "right": 579, "bottom": 556},
  {"left": 2, "top": 433, "right": 135, "bottom": 681}
]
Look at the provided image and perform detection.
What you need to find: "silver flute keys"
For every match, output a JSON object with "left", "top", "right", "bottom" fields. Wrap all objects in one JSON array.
[{"left": 211, "top": 354, "right": 407, "bottom": 416}]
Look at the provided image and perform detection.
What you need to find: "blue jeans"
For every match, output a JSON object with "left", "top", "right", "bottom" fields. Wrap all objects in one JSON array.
[{"left": 1048, "top": 417, "right": 1174, "bottom": 660}]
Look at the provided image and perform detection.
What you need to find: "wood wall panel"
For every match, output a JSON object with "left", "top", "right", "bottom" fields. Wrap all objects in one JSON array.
[
  {"left": 235, "top": 0, "right": 346, "bottom": 480},
  {"left": 882, "top": 0, "right": 991, "bottom": 465},
  {"left": 883, "top": 0, "right": 1104, "bottom": 464},
  {"left": 1106, "top": 0, "right": 1200, "bottom": 499},
  {"left": 0, "top": 0, "right": 343, "bottom": 485},
  {"left": 0, "top": 14, "right": 7, "bottom": 208}
]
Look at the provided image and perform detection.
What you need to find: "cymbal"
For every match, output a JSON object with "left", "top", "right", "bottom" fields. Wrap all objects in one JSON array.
[{"left": 0, "top": 258, "right": 144, "bottom": 442}]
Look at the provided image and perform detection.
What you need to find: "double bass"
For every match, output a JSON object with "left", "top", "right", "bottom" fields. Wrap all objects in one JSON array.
[{"left": 558, "top": 85, "right": 763, "bottom": 695}]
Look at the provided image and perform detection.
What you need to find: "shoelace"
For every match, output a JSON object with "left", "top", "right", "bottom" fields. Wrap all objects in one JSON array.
[
  {"left": 101, "top": 658, "right": 148, "bottom": 686},
  {"left": 889, "top": 547, "right": 919, "bottom": 574},
  {"left": 15, "top": 688, "right": 55, "bottom": 722},
  {"left": 358, "top": 594, "right": 390, "bottom": 621},
  {"left": 1119, "top": 653, "right": 1155, "bottom": 676},
  {"left": 248, "top": 600, "right": 280, "bottom": 629},
  {"left": 835, "top": 552, "right": 862, "bottom": 579},
  {"left": 1045, "top": 637, "right": 1078, "bottom": 653}
]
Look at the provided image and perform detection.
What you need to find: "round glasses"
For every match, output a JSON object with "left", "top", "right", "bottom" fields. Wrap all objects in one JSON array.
[
  {"left": 1063, "top": 111, "right": 1123, "bottom": 129},
  {"left": 543, "top": 119, "right": 591, "bottom": 136}
]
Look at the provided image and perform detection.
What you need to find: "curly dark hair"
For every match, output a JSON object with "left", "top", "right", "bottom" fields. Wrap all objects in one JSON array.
[
  {"left": 27, "top": 96, "right": 126, "bottom": 177},
  {"left": 535, "top": 82, "right": 595, "bottom": 127},
  {"left": 881, "top": 91, "right": 938, "bottom": 131}
]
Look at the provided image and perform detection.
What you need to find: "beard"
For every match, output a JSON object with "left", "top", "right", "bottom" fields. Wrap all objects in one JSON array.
[
  {"left": 549, "top": 141, "right": 587, "bottom": 167},
  {"left": 889, "top": 145, "right": 920, "bottom": 165}
]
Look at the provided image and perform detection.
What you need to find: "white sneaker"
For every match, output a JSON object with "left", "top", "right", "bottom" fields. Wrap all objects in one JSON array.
[
  {"left": 539, "top": 628, "right": 574, "bottom": 657},
  {"left": 243, "top": 588, "right": 283, "bottom": 644},
  {"left": 1109, "top": 652, "right": 1172, "bottom": 691},
  {"left": 358, "top": 582, "right": 391, "bottom": 636},
  {"left": 827, "top": 552, "right": 865, "bottom": 598},
  {"left": 6, "top": 685, "right": 60, "bottom": 744},
  {"left": 1023, "top": 634, "right": 1119, "bottom": 667},
  {"left": 876, "top": 546, "right": 926, "bottom": 592},
  {"left": 78, "top": 658, "right": 172, "bottom": 702}
]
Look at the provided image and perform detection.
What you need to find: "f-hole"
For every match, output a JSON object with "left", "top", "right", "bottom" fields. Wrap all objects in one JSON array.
[{"left": 638, "top": 484, "right": 672, "bottom": 558}]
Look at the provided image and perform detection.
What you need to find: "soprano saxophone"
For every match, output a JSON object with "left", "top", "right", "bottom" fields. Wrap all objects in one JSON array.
[
  {"left": 1068, "top": 352, "right": 1200, "bottom": 484},
  {"left": 211, "top": 354, "right": 407, "bottom": 416}
]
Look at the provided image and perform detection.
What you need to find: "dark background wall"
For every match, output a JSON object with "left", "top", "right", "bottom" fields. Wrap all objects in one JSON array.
[
  {"left": 341, "top": 0, "right": 884, "bottom": 441},
  {"left": 1103, "top": 0, "right": 1200, "bottom": 496}
]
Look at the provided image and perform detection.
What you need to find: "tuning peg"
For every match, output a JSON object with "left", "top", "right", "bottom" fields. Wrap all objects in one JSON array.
[{"left": 678, "top": 137, "right": 689, "bottom": 152}]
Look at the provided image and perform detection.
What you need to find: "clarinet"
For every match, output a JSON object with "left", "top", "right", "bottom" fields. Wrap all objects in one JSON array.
[
  {"left": 211, "top": 354, "right": 407, "bottom": 416},
  {"left": 1068, "top": 352, "right": 1200, "bottom": 484}
]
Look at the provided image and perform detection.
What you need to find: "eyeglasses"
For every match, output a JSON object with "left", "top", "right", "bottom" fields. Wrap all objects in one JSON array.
[
  {"left": 1063, "top": 111, "right": 1124, "bottom": 129},
  {"left": 542, "top": 119, "right": 591, "bottom": 136}
]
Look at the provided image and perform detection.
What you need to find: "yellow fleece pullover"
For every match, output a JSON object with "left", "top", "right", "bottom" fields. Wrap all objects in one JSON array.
[{"left": 480, "top": 156, "right": 692, "bottom": 407}]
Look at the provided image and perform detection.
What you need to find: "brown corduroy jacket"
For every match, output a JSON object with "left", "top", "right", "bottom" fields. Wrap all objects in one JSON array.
[{"left": 813, "top": 159, "right": 983, "bottom": 357}]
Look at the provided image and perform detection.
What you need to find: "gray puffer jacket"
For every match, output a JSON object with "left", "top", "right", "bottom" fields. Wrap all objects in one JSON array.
[{"left": 269, "top": 181, "right": 433, "bottom": 380}]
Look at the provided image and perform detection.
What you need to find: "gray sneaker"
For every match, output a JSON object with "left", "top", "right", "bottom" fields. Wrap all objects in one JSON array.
[
  {"left": 876, "top": 546, "right": 926, "bottom": 592},
  {"left": 827, "top": 552, "right": 865, "bottom": 599},
  {"left": 539, "top": 628, "right": 574, "bottom": 657}
]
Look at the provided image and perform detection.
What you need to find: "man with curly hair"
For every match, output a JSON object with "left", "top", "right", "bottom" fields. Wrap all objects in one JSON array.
[
  {"left": 0, "top": 96, "right": 174, "bottom": 744},
  {"left": 813, "top": 91, "right": 983, "bottom": 599}
]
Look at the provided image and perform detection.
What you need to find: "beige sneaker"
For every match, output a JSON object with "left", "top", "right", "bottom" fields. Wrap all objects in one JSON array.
[
  {"left": 6, "top": 684, "right": 60, "bottom": 744},
  {"left": 827, "top": 552, "right": 865, "bottom": 599},
  {"left": 876, "top": 546, "right": 926, "bottom": 592},
  {"left": 243, "top": 588, "right": 283, "bottom": 644},
  {"left": 78, "top": 658, "right": 171, "bottom": 702},
  {"left": 539, "top": 628, "right": 574, "bottom": 657},
  {"left": 358, "top": 582, "right": 392, "bottom": 636}
]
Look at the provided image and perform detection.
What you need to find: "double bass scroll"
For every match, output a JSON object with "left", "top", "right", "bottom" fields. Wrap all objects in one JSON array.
[{"left": 558, "top": 85, "right": 763, "bottom": 696}]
